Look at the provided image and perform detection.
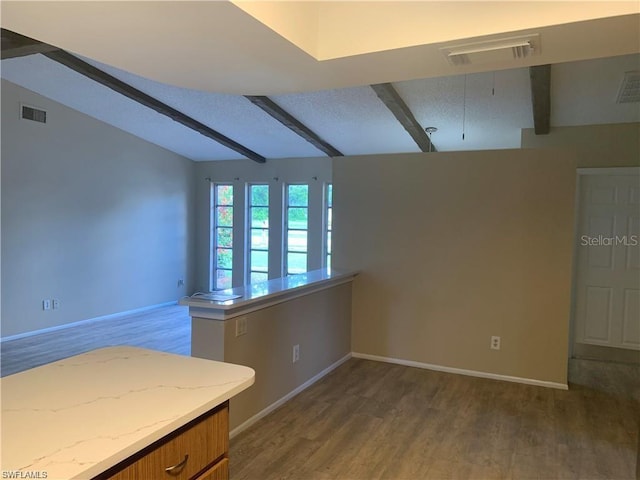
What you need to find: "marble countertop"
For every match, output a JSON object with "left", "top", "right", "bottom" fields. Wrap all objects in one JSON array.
[
  {"left": 0, "top": 346, "right": 255, "bottom": 479},
  {"left": 180, "top": 268, "right": 357, "bottom": 320}
]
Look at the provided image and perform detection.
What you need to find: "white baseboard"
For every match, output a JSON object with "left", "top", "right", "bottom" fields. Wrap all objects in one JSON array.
[
  {"left": 231, "top": 351, "right": 567, "bottom": 438},
  {"left": 352, "top": 352, "right": 568, "bottom": 390},
  {"left": 0, "top": 301, "right": 179, "bottom": 343},
  {"left": 230, "top": 352, "right": 352, "bottom": 439}
]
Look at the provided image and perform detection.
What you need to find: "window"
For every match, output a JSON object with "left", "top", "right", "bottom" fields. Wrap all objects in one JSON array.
[
  {"left": 325, "top": 183, "right": 333, "bottom": 268},
  {"left": 210, "top": 177, "right": 329, "bottom": 284},
  {"left": 285, "top": 184, "right": 309, "bottom": 275},
  {"left": 213, "top": 184, "right": 233, "bottom": 289},
  {"left": 248, "top": 184, "right": 269, "bottom": 284}
]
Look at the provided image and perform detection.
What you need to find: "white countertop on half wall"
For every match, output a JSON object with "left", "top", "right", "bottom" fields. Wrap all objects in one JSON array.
[{"left": 180, "top": 268, "right": 358, "bottom": 320}]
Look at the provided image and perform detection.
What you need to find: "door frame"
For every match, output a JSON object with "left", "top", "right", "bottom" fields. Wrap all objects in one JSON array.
[{"left": 569, "top": 166, "right": 640, "bottom": 359}]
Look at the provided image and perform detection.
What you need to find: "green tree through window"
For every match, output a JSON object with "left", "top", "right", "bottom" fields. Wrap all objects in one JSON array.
[
  {"left": 248, "top": 184, "right": 269, "bottom": 284},
  {"left": 286, "top": 184, "right": 309, "bottom": 275},
  {"left": 213, "top": 184, "right": 233, "bottom": 289}
]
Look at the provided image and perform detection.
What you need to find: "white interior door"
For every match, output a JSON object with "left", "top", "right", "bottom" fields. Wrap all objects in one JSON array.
[{"left": 574, "top": 170, "right": 640, "bottom": 351}]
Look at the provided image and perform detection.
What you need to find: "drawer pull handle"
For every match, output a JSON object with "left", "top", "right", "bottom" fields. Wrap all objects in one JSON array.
[{"left": 165, "top": 454, "right": 189, "bottom": 475}]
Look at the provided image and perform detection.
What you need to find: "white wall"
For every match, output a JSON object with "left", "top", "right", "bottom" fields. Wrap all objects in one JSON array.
[
  {"left": 1, "top": 80, "right": 196, "bottom": 337},
  {"left": 333, "top": 149, "right": 577, "bottom": 385},
  {"left": 194, "top": 158, "right": 331, "bottom": 292}
]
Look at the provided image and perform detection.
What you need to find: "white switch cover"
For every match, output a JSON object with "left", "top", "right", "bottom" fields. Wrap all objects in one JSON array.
[
  {"left": 235, "top": 316, "right": 248, "bottom": 337},
  {"left": 293, "top": 344, "right": 300, "bottom": 363}
]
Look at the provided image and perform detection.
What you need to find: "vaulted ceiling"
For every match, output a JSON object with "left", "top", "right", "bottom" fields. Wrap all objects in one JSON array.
[{"left": 1, "top": 2, "right": 639, "bottom": 162}]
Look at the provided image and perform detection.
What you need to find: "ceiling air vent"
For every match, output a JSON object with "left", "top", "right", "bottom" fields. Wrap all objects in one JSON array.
[
  {"left": 441, "top": 34, "right": 540, "bottom": 66},
  {"left": 21, "top": 104, "right": 47, "bottom": 124},
  {"left": 616, "top": 71, "right": 640, "bottom": 104}
]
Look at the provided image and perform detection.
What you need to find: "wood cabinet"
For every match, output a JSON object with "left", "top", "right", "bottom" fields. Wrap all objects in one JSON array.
[
  {"left": 98, "top": 402, "right": 229, "bottom": 480},
  {"left": 195, "top": 458, "right": 229, "bottom": 480}
]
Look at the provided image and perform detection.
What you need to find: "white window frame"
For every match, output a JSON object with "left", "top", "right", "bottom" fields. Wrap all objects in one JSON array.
[
  {"left": 324, "top": 183, "right": 333, "bottom": 268},
  {"left": 246, "top": 183, "right": 270, "bottom": 285},
  {"left": 211, "top": 183, "right": 234, "bottom": 290},
  {"left": 284, "top": 183, "right": 310, "bottom": 276}
]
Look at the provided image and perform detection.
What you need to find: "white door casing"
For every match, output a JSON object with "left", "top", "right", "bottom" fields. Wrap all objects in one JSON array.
[{"left": 574, "top": 169, "right": 640, "bottom": 351}]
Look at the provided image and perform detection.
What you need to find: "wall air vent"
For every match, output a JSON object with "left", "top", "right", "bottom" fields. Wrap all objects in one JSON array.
[
  {"left": 616, "top": 71, "right": 640, "bottom": 104},
  {"left": 441, "top": 34, "right": 540, "bottom": 66},
  {"left": 21, "top": 104, "right": 47, "bottom": 124}
]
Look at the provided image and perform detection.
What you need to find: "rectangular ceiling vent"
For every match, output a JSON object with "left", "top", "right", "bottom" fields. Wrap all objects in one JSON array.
[
  {"left": 616, "top": 71, "right": 640, "bottom": 103},
  {"left": 441, "top": 34, "right": 540, "bottom": 66},
  {"left": 21, "top": 104, "right": 47, "bottom": 124}
]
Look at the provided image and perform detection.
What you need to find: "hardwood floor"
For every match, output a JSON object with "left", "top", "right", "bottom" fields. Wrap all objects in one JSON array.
[
  {"left": 230, "top": 358, "right": 639, "bottom": 480},
  {"left": 0, "top": 304, "right": 191, "bottom": 377}
]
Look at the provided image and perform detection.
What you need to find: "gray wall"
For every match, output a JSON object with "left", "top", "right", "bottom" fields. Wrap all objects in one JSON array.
[
  {"left": 521, "top": 122, "right": 640, "bottom": 168},
  {"left": 333, "top": 149, "right": 577, "bottom": 385},
  {"left": 1, "top": 80, "right": 196, "bottom": 337},
  {"left": 192, "top": 282, "right": 352, "bottom": 431}
]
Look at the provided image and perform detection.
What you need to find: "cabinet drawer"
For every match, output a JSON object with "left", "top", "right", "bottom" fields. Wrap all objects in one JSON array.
[
  {"left": 194, "top": 458, "right": 228, "bottom": 480},
  {"left": 107, "top": 406, "right": 228, "bottom": 480}
]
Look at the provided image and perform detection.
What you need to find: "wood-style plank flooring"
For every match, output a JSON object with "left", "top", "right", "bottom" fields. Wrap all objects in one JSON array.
[
  {"left": 230, "top": 358, "right": 639, "bottom": 480},
  {"left": 2, "top": 306, "right": 638, "bottom": 478},
  {"left": 0, "top": 304, "right": 190, "bottom": 377}
]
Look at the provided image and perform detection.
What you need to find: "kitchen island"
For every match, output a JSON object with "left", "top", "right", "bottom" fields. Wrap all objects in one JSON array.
[{"left": 0, "top": 346, "right": 254, "bottom": 480}]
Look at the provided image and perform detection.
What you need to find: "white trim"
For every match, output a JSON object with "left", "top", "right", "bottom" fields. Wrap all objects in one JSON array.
[
  {"left": 229, "top": 353, "right": 352, "bottom": 438},
  {"left": 577, "top": 167, "right": 640, "bottom": 175},
  {"left": 230, "top": 352, "right": 567, "bottom": 439},
  {"left": 0, "top": 301, "right": 178, "bottom": 343},
  {"left": 568, "top": 169, "right": 584, "bottom": 359},
  {"left": 570, "top": 166, "right": 639, "bottom": 355},
  {"left": 351, "top": 352, "right": 568, "bottom": 390}
]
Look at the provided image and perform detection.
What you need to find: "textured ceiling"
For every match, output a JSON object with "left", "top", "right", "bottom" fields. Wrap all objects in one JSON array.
[
  {"left": 395, "top": 69, "right": 534, "bottom": 151},
  {"left": 0, "top": 55, "right": 243, "bottom": 161},
  {"left": 1, "top": 1, "right": 638, "bottom": 162},
  {"left": 82, "top": 57, "right": 327, "bottom": 160},
  {"left": 271, "top": 87, "right": 421, "bottom": 156},
  {"left": 1, "top": 53, "right": 639, "bottom": 161}
]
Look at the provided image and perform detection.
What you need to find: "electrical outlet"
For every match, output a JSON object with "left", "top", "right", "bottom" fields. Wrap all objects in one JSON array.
[
  {"left": 42, "top": 299, "right": 51, "bottom": 310},
  {"left": 292, "top": 344, "right": 300, "bottom": 363},
  {"left": 52, "top": 299, "right": 60, "bottom": 310},
  {"left": 491, "top": 336, "right": 501, "bottom": 350},
  {"left": 177, "top": 278, "right": 184, "bottom": 287},
  {"left": 235, "top": 316, "right": 248, "bottom": 337}
]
